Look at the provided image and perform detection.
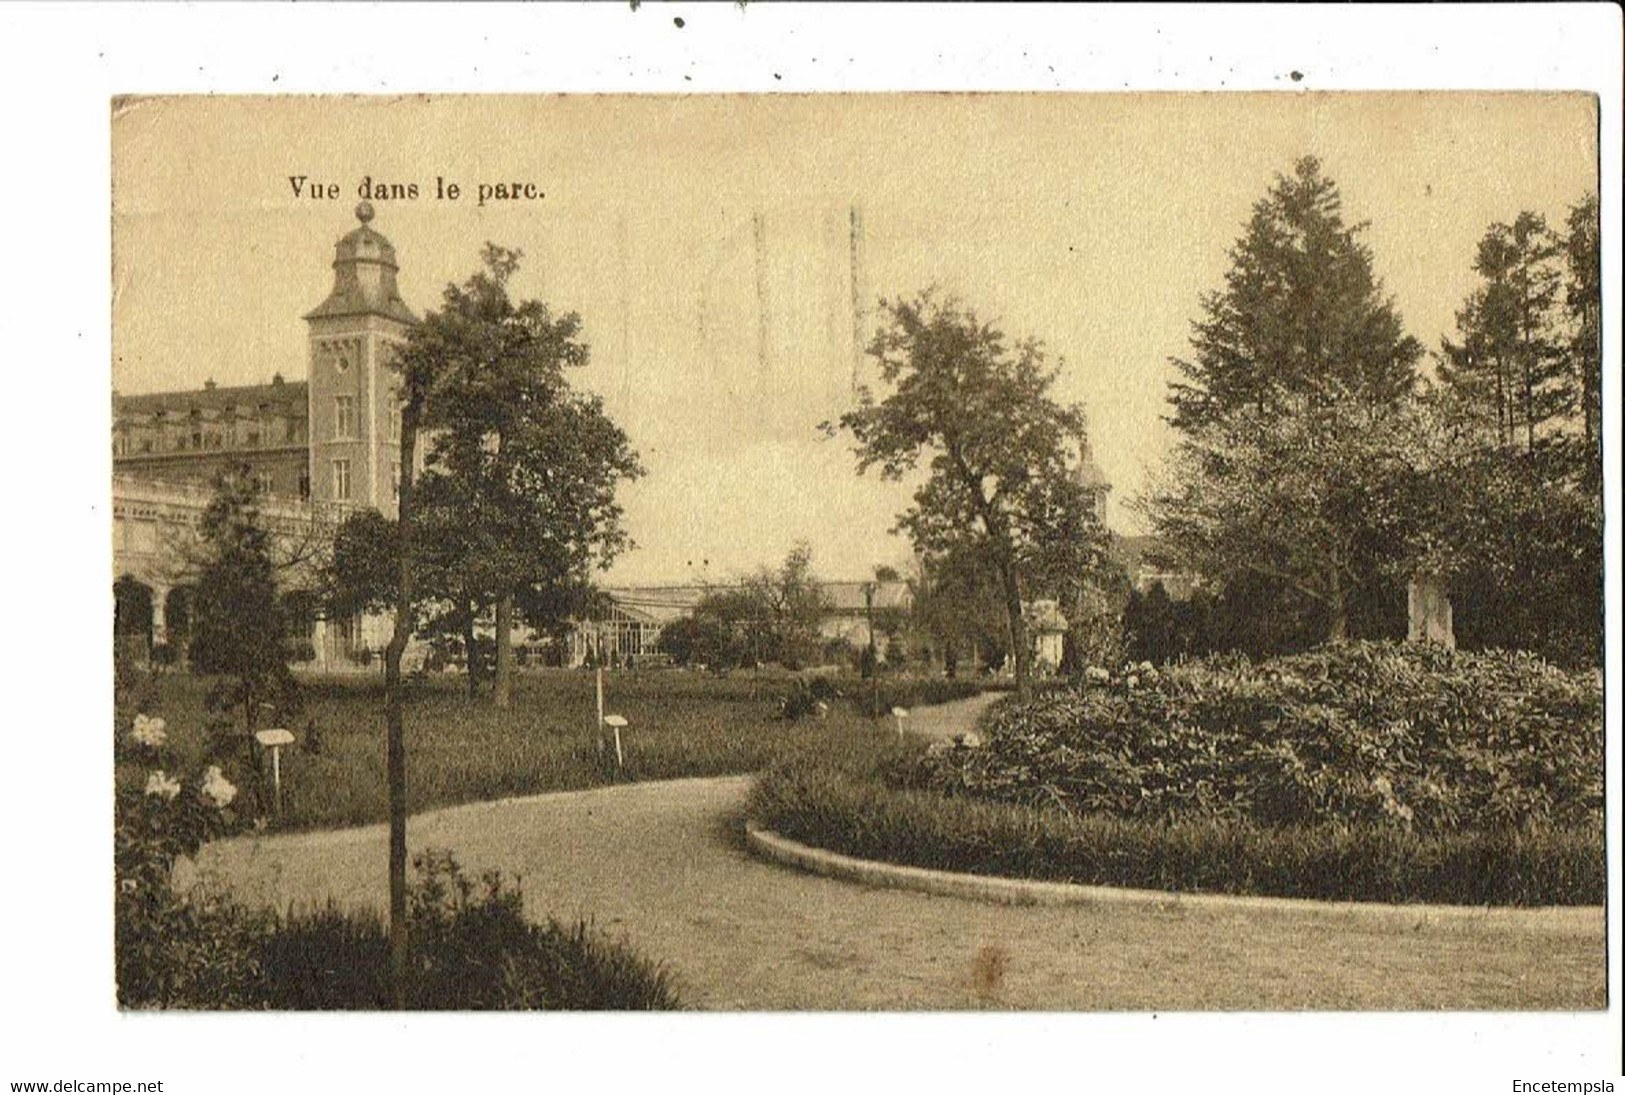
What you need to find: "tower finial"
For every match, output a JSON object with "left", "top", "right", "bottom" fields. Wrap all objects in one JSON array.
[{"left": 355, "top": 200, "right": 375, "bottom": 225}]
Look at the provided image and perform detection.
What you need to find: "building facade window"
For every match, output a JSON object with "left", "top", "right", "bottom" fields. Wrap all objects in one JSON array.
[
  {"left": 391, "top": 460, "right": 401, "bottom": 498},
  {"left": 334, "top": 396, "right": 356, "bottom": 440},
  {"left": 254, "top": 472, "right": 275, "bottom": 494},
  {"left": 332, "top": 459, "right": 351, "bottom": 501}
]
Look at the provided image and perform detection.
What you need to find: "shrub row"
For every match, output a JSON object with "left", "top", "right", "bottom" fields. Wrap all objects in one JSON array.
[
  {"left": 120, "top": 851, "right": 679, "bottom": 1010},
  {"left": 917, "top": 642, "right": 1603, "bottom": 834},
  {"left": 777, "top": 675, "right": 986, "bottom": 721},
  {"left": 749, "top": 757, "right": 1605, "bottom": 906},
  {"left": 851, "top": 677, "right": 986, "bottom": 718}
]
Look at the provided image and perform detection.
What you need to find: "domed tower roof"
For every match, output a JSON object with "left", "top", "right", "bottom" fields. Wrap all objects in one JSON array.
[
  {"left": 304, "top": 201, "right": 418, "bottom": 325},
  {"left": 1076, "top": 437, "right": 1110, "bottom": 491}
]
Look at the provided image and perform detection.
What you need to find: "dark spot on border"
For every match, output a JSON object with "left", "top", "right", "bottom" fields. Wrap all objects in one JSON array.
[
  {"left": 1290, "top": 70, "right": 1304, "bottom": 82},
  {"left": 673, "top": 16, "right": 684, "bottom": 27}
]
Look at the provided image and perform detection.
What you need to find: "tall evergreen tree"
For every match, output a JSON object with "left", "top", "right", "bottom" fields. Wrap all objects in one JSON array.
[
  {"left": 1168, "top": 156, "right": 1420, "bottom": 433},
  {"left": 1418, "top": 197, "right": 1603, "bottom": 668},
  {"left": 189, "top": 471, "right": 297, "bottom": 732},
  {"left": 1438, "top": 213, "right": 1567, "bottom": 453},
  {"left": 1149, "top": 157, "right": 1423, "bottom": 646},
  {"left": 1564, "top": 193, "right": 1601, "bottom": 446},
  {"left": 188, "top": 471, "right": 300, "bottom": 813}
]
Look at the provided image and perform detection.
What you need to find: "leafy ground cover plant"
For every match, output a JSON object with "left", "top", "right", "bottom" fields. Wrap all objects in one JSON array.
[
  {"left": 916, "top": 642, "right": 1602, "bottom": 834},
  {"left": 749, "top": 642, "right": 1604, "bottom": 905}
]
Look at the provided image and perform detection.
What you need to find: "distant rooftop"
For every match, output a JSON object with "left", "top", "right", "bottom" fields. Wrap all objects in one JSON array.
[
  {"left": 601, "top": 579, "right": 913, "bottom": 623},
  {"left": 115, "top": 376, "right": 307, "bottom": 417}
]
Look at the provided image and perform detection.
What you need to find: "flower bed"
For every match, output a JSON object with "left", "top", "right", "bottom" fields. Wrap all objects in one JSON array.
[
  {"left": 917, "top": 643, "right": 1602, "bottom": 833},
  {"left": 748, "top": 643, "right": 1605, "bottom": 906}
]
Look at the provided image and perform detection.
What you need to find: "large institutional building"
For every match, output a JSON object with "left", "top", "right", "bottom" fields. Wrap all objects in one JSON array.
[
  {"left": 113, "top": 204, "right": 1113, "bottom": 672},
  {"left": 115, "top": 201, "right": 414, "bottom": 518},
  {"left": 113, "top": 203, "right": 418, "bottom": 667}
]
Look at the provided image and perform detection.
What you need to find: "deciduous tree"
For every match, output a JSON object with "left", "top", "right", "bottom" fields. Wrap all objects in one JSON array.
[
  {"left": 410, "top": 245, "right": 643, "bottom": 705},
  {"left": 829, "top": 289, "right": 1108, "bottom": 695},
  {"left": 739, "top": 542, "right": 830, "bottom": 669}
]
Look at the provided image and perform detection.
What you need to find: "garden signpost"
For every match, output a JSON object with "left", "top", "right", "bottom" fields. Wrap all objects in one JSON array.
[
  {"left": 254, "top": 727, "right": 296, "bottom": 819},
  {"left": 891, "top": 706, "right": 910, "bottom": 741},
  {"left": 604, "top": 714, "right": 628, "bottom": 771}
]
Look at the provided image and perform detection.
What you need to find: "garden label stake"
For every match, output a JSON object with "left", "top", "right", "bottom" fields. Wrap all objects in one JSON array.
[
  {"left": 596, "top": 667, "right": 606, "bottom": 756},
  {"left": 255, "top": 727, "right": 295, "bottom": 820},
  {"left": 605, "top": 714, "right": 628, "bottom": 771}
]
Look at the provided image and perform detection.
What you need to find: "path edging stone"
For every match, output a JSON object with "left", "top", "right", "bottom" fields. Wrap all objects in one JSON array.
[{"left": 743, "top": 821, "right": 1601, "bottom": 928}]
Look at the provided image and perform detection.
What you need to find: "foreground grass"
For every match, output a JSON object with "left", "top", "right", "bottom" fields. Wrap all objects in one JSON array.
[
  {"left": 748, "top": 750, "right": 1606, "bottom": 907},
  {"left": 123, "top": 848, "right": 679, "bottom": 1010},
  {"left": 131, "top": 668, "right": 904, "bottom": 830}
]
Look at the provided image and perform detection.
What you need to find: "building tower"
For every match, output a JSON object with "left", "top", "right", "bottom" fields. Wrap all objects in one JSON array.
[{"left": 303, "top": 201, "right": 417, "bottom": 518}]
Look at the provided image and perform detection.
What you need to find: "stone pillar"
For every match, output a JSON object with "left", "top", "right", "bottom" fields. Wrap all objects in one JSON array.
[
  {"left": 1406, "top": 574, "right": 1455, "bottom": 649},
  {"left": 311, "top": 617, "right": 330, "bottom": 671},
  {"left": 150, "top": 586, "right": 167, "bottom": 648}
]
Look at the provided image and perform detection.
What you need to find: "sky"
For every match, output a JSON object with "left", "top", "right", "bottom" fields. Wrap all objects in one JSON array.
[{"left": 111, "top": 93, "right": 1598, "bottom": 585}]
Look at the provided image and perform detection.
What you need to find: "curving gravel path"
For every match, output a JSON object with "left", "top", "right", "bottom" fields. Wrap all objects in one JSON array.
[
  {"left": 903, "top": 690, "right": 1005, "bottom": 741},
  {"left": 198, "top": 770, "right": 1604, "bottom": 1010}
]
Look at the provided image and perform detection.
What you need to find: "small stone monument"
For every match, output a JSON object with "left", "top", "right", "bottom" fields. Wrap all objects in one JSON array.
[
  {"left": 1406, "top": 574, "right": 1455, "bottom": 649},
  {"left": 1024, "top": 598, "right": 1069, "bottom": 671}
]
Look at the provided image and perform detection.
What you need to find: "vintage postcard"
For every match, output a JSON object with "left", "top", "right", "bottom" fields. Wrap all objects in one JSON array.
[{"left": 108, "top": 92, "right": 1606, "bottom": 1018}]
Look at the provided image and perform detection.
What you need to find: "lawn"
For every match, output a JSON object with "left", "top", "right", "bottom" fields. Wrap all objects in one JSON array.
[{"left": 121, "top": 667, "right": 906, "bottom": 831}]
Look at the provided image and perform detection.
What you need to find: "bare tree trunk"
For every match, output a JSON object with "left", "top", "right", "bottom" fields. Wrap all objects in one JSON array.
[
  {"left": 1581, "top": 345, "right": 1596, "bottom": 444},
  {"left": 494, "top": 593, "right": 513, "bottom": 709},
  {"left": 462, "top": 600, "right": 479, "bottom": 701},
  {"left": 384, "top": 397, "right": 422, "bottom": 1011},
  {"left": 1326, "top": 565, "right": 1348, "bottom": 643},
  {"left": 1581, "top": 301, "right": 1598, "bottom": 444},
  {"left": 1524, "top": 372, "right": 1536, "bottom": 455},
  {"left": 1494, "top": 363, "right": 1509, "bottom": 447},
  {"left": 998, "top": 558, "right": 1031, "bottom": 699}
]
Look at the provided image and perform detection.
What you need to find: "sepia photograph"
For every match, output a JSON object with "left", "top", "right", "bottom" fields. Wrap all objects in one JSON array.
[{"left": 109, "top": 91, "right": 1605, "bottom": 1013}]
